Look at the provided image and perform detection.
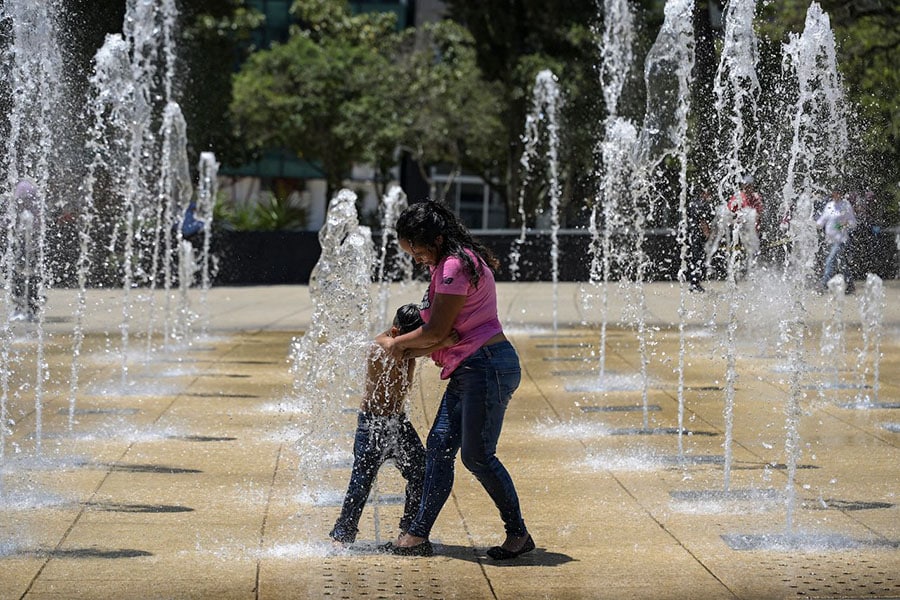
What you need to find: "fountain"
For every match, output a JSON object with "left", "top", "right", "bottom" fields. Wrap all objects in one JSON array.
[
  {"left": 1, "top": 1, "right": 65, "bottom": 458},
  {"left": 511, "top": 69, "right": 563, "bottom": 332},
  {"left": 852, "top": 273, "right": 885, "bottom": 407},
  {"left": 1, "top": 0, "right": 216, "bottom": 506},
  {"left": 775, "top": 0, "right": 850, "bottom": 538},
  {"left": 192, "top": 152, "right": 220, "bottom": 336},
  {"left": 711, "top": 0, "right": 761, "bottom": 489},
  {"left": 624, "top": 0, "right": 694, "bottom": 434},
  {"left": 592, "top": 0, "right": 635, "bottom": 385},
  {"left": 0, "top": 0, "right": 892, "bottom": 578},
  {"left": 504, "top": 0, "right": 895, "bottom": 549},
  {"left": 374, "top": 185, "right": 413, "bottom": 329},
  {"left": 289, "top": 190, "right": 374, "bottom": 502},
  {"left": 818, "top": 275, "right": 848, "bottom": 399}
]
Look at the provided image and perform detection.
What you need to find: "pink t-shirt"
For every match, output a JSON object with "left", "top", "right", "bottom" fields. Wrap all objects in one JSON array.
[{"left": 419, "top": 250, "right": 502, "bottom": 379}]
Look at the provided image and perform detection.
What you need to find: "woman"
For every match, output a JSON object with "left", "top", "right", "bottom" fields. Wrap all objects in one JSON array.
[{"left": 382, "top": 200, "right": 533, "bottom": 560}]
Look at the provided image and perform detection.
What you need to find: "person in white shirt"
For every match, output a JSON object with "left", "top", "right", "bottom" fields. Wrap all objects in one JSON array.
[
  {"left": 815, "top": 189, "right": 857, "bottom": 292},
  {"left": 12, "top": 180, "right": 40, "bottom": 320}
]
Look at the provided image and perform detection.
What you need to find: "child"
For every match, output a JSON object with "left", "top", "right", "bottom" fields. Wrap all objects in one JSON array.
[{"left": 329, "top": 304, "right": 455, "bottom": 545}]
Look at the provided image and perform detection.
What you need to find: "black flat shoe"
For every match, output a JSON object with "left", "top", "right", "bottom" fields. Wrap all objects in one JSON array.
[
  {"left": 487, "top": 535, "right": 535, "bottom": 560},
  {"left": 390, "top": 540, "right": 433, "bottom": 557}
]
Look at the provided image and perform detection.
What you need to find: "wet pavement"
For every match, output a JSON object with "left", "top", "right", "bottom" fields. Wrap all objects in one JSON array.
[{"left": 0, "top": 280, "right": 898, "bottom": 599}]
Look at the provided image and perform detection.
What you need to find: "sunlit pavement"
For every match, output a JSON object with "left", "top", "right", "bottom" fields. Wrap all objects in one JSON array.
[{"left": 1, "top": 280, "right": 898, "bottom": 599}]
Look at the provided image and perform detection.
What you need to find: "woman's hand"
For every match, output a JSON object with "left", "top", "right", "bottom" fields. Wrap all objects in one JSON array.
[{"left": 382, "top": 336, "right": 406, "bottom": 361}]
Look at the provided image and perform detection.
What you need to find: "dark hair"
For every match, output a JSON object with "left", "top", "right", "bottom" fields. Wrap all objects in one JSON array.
[
  {"left": 394, "top": 303, "right": 424, "bottom": 334},
  {"left": 395, "top": 200, "right": 500, "bottom": 288}
]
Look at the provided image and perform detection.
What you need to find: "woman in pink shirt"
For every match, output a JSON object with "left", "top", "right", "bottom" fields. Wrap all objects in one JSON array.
[{"left": 381, "top": 200, "right": 533, "bottom": 560}]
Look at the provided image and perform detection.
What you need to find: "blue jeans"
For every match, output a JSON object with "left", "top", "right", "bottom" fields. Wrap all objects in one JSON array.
[
  {"left": 406, "top": 341, "right": 526, "bottom": 539},
  {"left": 330, "top": 412, "right": 425, "bottom": 543},
  {"left": 820, "top": 240, "right": 852, "bottom": 289}
]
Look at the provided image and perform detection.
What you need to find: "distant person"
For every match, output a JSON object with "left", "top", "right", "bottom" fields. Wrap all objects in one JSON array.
[
  {"left": 686, "top": 188, "right": 713, "bottom": 292},
  {"left": 330, "top": 304, "right": 457, "bottom": 547},
  {"left": 705, "top": 177, "right": 761, "bottom": 277},
  {"left": 11, "top": 180, "right": 40, "bottom": 321},
  {"left": 181, "top": 201, "right": 204, "bottom": 245},
  {"left": 816, "top": 189, "right": 857, "bottom": 293},
  {"left": 727, "top": 175, "right": 763, "bottom": 219}
]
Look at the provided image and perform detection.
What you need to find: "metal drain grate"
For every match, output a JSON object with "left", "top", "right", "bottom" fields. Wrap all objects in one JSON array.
[
  {"left": 580, "top": 404, "right": 661, "bottom": 413},
  {"left": 320, "top": 558, "right": 444, "bottom": 599},
  {"left": 751, "top": 554, "right": 900, "bottom": 598}
]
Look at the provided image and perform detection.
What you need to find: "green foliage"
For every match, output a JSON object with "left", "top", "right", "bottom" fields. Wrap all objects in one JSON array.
[
  {"left": 231, "top": 1, "right": 402, "bottom": 195},
  {"left": 231, "top": 1, "right": 507, "bottom": 204},
  {"left": 179, "top": 1, "right": 265, "bottom": 169},
  {"left": 442, "top": 0, "right": 606, "bottom": 225},
  {"left": 757, "top": 0, "right": 900, "bottom": 212},
  {"left": 391, "top": 21, "right": 506, "bottom": 197},
  {"left": 289, "top": 0, "right": 398, "bottom": 46},
  {"left": 215, "top": 187, "right": 308, "bottom": 231}
]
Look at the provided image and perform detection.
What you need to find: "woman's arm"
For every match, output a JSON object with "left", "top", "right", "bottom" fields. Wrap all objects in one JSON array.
[
  {"left": 405, "top": 329, "right": 459, "bottom": 358},
  {"left": 376, "top": 327, "right": 459, "bottom": 359},
  {"left": 382, "top": 293, "right": 466, "bottom": 359}
]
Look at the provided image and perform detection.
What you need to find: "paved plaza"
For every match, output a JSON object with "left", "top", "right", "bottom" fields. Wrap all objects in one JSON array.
[{"left": 0, "top": 280, "right": 898, "bottom": 599}]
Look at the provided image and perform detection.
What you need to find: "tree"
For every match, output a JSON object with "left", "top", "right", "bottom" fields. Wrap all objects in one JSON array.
[
  {"left": 230, "top": 0, "right": 507, "bottom": 206},
  {"left": 178, "top": 1, "right": 265, "bottom": 169},
  {"left": 390, "top": 20, "right": 506, "bottom": 202},
  {"left": 230, "top": 0, "right": 399, "bottom": 199},
  {"left": 442, "top": 0, "right": 607, "bottom": 226}
]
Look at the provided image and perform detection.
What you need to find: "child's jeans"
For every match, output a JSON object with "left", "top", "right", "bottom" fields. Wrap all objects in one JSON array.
[{"left": 330, "top": 412, "right": 425, "bottom": 543}]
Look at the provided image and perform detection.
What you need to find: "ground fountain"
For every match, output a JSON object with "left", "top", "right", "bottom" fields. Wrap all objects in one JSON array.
[
  {"left": 509, "top": 0, "right": 895, "bottom": 550},
  {"left": 852, "top": 273, "right": 885, "bottom": 407},
  {"left": 590, "top": 0, "right": 635, "bottom": 386},
  {"left": 713, "top": 1, "right": 864, "bottom": 549},
  {"left": 1, "top": 1, "right": 65, "bottom": 459},
  {"left": 817, "top": 275, "right": 848, "bottom": 401},
  {"left": 374, "top": 185, "right": 413, "bottom": 330},
  {"left": 289, "top": 190, "right": 374, "bottom": 504},
  {"left": 511, "top": 69, "right": 563, "bottom": 333},
  {"left": 776, "top": 0, "right": 849, "bottom": 540},
  {"left": 1, "top": 0, "right": 215, "bottom": 514},
  {"left": 190, "top": 151, "right": 220, "bottom": 337},
  {"left": 710, "top": 0, "right": 761, "bottom": 488},
  {"left": 622, "top": 0, "right": 694, "bottom": 434},
  {"left": 0, "top": 0, "right": 894, "bottom": 584}
]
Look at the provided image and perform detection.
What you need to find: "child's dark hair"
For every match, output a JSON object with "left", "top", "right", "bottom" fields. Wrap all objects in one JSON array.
[
  {"left": 394, "top": 303, "right": 424, "bottom": 334},
  {"left": 395, "top": 200, "right": 499, "bottom": 288}
]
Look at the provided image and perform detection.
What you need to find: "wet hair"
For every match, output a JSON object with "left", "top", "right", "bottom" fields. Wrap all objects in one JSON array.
[
  {"left": 395, "top": 200, "right": 500, "bottom": 288},
  {"left": 393, "top": 303, "right": 424, "bottom": 334}
]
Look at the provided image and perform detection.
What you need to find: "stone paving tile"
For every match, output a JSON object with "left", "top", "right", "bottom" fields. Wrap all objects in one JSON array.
[{"left": 2, "top": 283, "right": 899, "bottom": 599}]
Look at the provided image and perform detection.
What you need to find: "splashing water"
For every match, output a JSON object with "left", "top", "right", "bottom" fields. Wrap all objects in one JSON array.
[
  {"left": 711, "top": 0, "right": 761, "bottom": 490},
  {"left": 631, "top": 0, "right": 694, "bottom": 432},
  {"left": 374, "top": 185, "right": 412, "bottom": 329},
  {"left": 511, "top": 70, "right": 563, "bottom": 334},
  {"left": 597, "top": 0, "right": 635, "bottom": 119},
  {"left": 855, "top": 274, "right": 884, "bottom": 405},
  {"left": 590, "top": 0, "right": 636, "bottom": 383},
  {"left": 68, "top": 33, "right": 134, "bottom": 429},
  {"left": 818, "top": 275, "right": 848, "bottom": 398},
  {"left": 289, "top": 190, "right": 374, "bottom": 498},
  {"left": 1, "top": 1, "right": 65, "bottom": 457},
  {"left": 150, "top": 102, "right": 193, "bottom": 349},
  {"left": 779, "top": 2, "right": 850, "bottom": 534},
  {"left": 0, "top": 0, "right": 214, "bottom": 511},
  {"left": 194, "top": 152, "right": 220, "bottom": 336}
]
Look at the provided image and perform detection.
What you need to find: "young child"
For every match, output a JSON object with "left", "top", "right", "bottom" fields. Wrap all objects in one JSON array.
[{"left": 329, "top": 304, "right": 455, "bottom": 545}]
